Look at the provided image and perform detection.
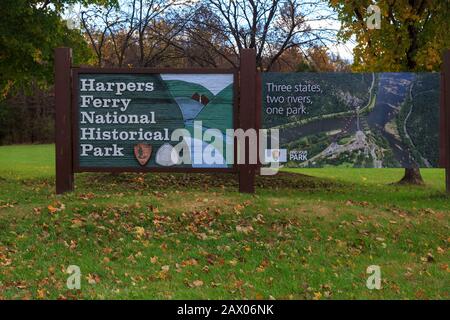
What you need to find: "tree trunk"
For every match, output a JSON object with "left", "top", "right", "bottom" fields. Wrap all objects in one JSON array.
[
  {"left": 398, "top": 19, "right": 425, "bottom": 186},
  {"left": 397, "top": 167, "right": 424, "bottom": 185}
]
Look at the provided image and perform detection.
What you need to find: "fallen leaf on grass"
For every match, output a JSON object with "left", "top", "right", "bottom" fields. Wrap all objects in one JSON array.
[
  {"left": 0, "top": 252, "right": 12, "bottom": 266},
  {"left": 134, "top": 226, "right": 145, "bottom": 237},
  {"left": 156, "top": 266, "right": 170, "bottom": 280},
  {"left": 181, "top": 258, "right": 198, "bottom": 267},
  {"left": 233, "top": 204, "right": 244, "bottom": 214},
  {"left": 255, "top": 293, "right": 264, "bottom": 300},
  {"left": 71, "top": 219, "right": 84, "bottom": 228},
  {"left": 0, "top": 202, "right": 15, "bottom": 209},
  {"left": 68, "top": 240, "right": 77, "bottom": 250},
  {"left": 161, "top": 265, "right": 170, "bottom": 272},
  {"left": 197, "top": 233, "right": 208, "bottom": 240},
  {"left": 420, "top": 253, "right": 435, "bottom": 263},
  {"left": 191, "top": 280, "right": 204, "bottom": 287},
  {"left": 254, "top": 214, "right": 264, "bottom": 222},
  {"left": 228, "top": 259, "right": 238, "bottom": 266},
  {"left": 47, "top": 201, "right": 65, "bottom": 214},
  {"left": 87, "top": 274, "right": 100, "bottom": 285},
  {"left": 415, "top": 289, "right": 426, "bottom": 299},
  {"left": 37, "top": 289, "right": 46, "bottom": 299},
  {"left": 256, "top": 259, "right": 269, "bottom": 273},
  {"left": 16, "top": 281, "right": 27, "bottom": 289},
  {"left": 236, "top": 225, "right": 254, "bottom": 234},
  {"left": 313, "top": 292, "right": 322, "bottom": 300},
  {"left": 47, "top": 205, "right": 57, "bottom": 214},
  {"left": 150, "top": 256, "right": 158, "bottom": 264},
  {"left": 150, "top": 206, "right": 159, "bottom": 214},
  {"left": 79, "top": 193, "right": 95, "bottom": 200}
]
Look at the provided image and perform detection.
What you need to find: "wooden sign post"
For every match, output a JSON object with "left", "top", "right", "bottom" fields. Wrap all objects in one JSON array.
[
  {"left": 238, "top": 49, "right": 257, "bottom": 193},
  {"left": 444, "top": 50, "right": 450, "bottom": 193},
  {"left": 55, "top": 47, "right": 74, "bottom": 194}
]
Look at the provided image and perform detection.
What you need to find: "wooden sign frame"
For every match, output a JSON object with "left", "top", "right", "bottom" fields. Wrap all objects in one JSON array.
[{"left": 55, "top": 47, "right": 257, "bottom": 194}]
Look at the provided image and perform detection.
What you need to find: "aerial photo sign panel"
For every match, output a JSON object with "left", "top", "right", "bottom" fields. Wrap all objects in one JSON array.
[
  {"left": 75, "top": 72, "right": 234, "bottom": 169},
  {"left": 262, "top": 72, "right": 440, "bottom": 168}
]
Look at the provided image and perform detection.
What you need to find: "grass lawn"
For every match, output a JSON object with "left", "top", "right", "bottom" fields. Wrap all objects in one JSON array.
[{"left": 0, "top": 144, "right": 448, "bottom": 300}]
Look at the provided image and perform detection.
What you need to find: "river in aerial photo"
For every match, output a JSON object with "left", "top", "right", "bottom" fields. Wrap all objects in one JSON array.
[{"left": 367, "top": 73, "right": 416, "bottom": 167}]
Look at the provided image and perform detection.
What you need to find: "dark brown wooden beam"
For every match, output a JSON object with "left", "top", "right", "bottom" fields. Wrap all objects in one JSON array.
[
  {"left": 444, "top": 50, "right": 450, "bottom": 193},
  {"left": 239, "top": 49, "right": 257, "bottom": 193},
  {"left": 440, "top": 71, "right": 446, "bottom": 168},
  {"left": 55, "top": 48, "right": 74, "bottom": 194}
]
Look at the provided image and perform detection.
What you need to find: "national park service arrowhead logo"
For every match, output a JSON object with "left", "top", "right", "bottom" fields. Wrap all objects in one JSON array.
[{"left": 134, "top": 144, "right": 152, "bottom": 166}]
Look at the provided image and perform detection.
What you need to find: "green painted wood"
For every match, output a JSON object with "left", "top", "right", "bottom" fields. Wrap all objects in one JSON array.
[{"left": 76, "top": 73, "right": 234, "bottom": 169}]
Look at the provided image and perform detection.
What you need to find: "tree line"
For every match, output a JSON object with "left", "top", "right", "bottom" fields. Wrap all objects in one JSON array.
[{"left": 0, "top": 0, "right": 349, "bottom": 145}]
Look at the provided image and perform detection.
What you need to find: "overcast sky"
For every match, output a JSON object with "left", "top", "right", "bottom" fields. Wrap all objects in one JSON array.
[
  {"left": 64, "top": 1, "right": 356, "bottom": 63},
  {"left": 308, "top": 18, "right": 356, "bottom": 62}
]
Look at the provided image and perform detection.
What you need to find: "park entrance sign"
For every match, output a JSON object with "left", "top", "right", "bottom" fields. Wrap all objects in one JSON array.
[
  {"left": 55, "top": 48, "right": 257, "bottom": 194},
  {"left": 73, "top": 71, "right": 235, "bottom": 170},
  {"left": 55, "top": 48, "right": 450, "bottom": 194}
]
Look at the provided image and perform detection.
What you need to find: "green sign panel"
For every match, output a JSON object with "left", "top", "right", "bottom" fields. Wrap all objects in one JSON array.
[
  {"left": 75, "top": 72, "right": 235, "bottom": 169},
  {"left": 262, "top": 72, "right": 440, "bottom": 168}
]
